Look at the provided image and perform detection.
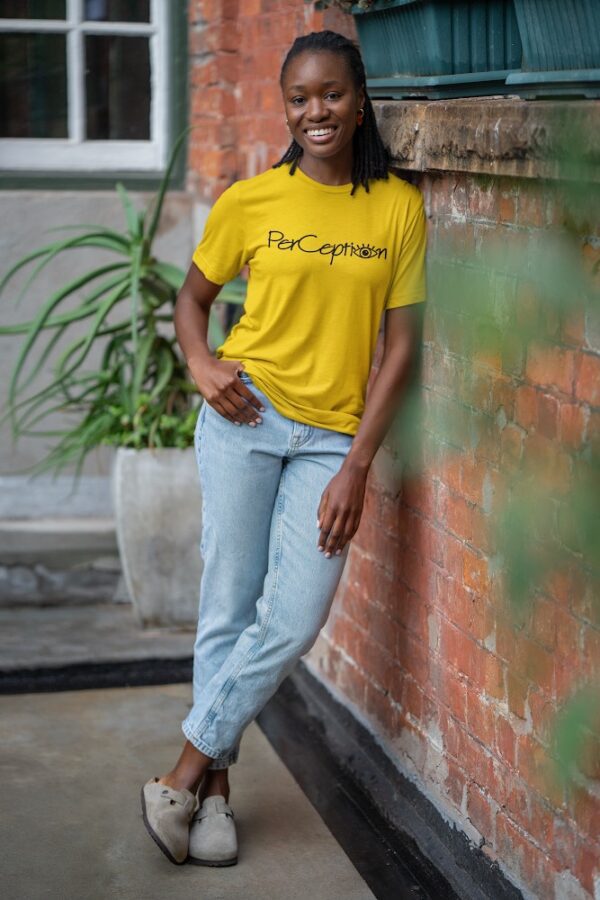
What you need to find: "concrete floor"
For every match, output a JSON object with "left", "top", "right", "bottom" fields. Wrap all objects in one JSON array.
[
  {"left": 0, "top": 683, "right": 375, "bottom": 900},
  {"left": 0, "top": 603, "right": 194, "bottom": 670}
]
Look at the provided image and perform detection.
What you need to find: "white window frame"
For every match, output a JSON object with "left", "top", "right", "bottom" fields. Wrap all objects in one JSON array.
[{"left": 0, "top": 0, "right": 169, "bottom": 172}]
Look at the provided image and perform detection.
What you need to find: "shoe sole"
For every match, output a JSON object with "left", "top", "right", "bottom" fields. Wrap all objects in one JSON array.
[
  {"left": 140, "top": 786, "right": 187, "bottom": 866},
  {"left": 188, "top": 854, "right": 238, "bottom": 867}
]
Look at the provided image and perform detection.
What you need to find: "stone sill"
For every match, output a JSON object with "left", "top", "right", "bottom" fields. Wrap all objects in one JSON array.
[{"left": 374, "top": 98, "right": 600, "bottom": 182}]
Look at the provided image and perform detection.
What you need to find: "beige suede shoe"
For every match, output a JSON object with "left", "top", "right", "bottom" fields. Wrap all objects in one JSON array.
[
  {"left": 140, "top": 777, "right": 199, "bottom": 865},
  {"left": 188, "top": 794, "right": 238, "bottom": 866}
]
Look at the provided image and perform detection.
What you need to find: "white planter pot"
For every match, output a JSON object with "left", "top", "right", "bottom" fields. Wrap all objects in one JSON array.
[{"left": 113, "top": 446, "right": 202, "bottom": 627}]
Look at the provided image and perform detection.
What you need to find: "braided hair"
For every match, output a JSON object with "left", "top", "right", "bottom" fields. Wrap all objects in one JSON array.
[{"left": 273, "top": 30, "right": 390, "bottom": 196}]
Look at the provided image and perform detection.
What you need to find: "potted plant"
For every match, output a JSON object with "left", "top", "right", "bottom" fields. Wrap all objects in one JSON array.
[
  {"left": 0, "top": 134, "right": 247, "bottom": 626},
  {"left": 316, "top": 0, "right": 523, "bottom": 99}
]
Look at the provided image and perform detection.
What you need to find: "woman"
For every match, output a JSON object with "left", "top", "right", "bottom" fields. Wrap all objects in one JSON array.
[{"left": 141, "top": 29, "right": 426, "bottom": 867}]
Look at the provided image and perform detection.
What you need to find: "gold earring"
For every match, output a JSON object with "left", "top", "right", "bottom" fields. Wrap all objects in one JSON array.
[{"left": 357, "top": 108, "right": 365, "bottom": 126}]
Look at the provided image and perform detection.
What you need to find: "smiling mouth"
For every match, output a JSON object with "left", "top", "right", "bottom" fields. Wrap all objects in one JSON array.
[{"left": 304, "top": 126, "right": 337, "bottom": 138}]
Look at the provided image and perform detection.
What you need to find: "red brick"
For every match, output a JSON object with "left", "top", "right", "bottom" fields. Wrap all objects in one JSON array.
[
  {"left": 507, "top": 670, "right": 529, "bottom": 719},
  {"left": 440, "top": 619, "right": 484, "bottom": 683},
  {"left": 467, "top": 784, "right": 495, "bottom": 840},
  {"left": 462, "top": 549, "right": 490, "bottom": 594},
  {"left": 444, "top": 758, "right": 467, "bottom": 810},
  {"left": 400, "top": 676, "right": 424, "bottom": 719},
  {"left": 582, "top": 241, "right": 600, "bottom": 289},
  {"left": 516, "top": 280, "right": 541, "bottom": 333},
  {"left": 500, "top": 422, "right": 525, "bottom": 471},
  {"left": 364, "top": 679, "right": 395, "bottom": 733},
  {"left": 525, "top": 340, "right": 576, "bottom": 396},
  {"left": 522, "top": 431, "right": 573, "bottom": 496},
  {"left": 575, "top": 352, "right": 600, "bottom": 406},
  {"left": 568, "top": 780, "right": 600, "bottom": 839},
  {"left": 573, "top": 841, "right": 599, "bottom": 896},
  {"left": 466, "top": 686, "right": 495, "bottom": 746},
  {"left": 330, "top": 613, "right": 365, "bottom": 660},
  {"left": 499, "top": 194, "right": 516, "bottom": 223},
  {"left": 436, "top": 665, "right": 468, "bottom": 722},
  {"left": 529, "top": 596, "right": 558, "bottom": 651},
  {"left": 495, "top": 715, "right": 517, "bottom": 768},
  {"left": 517, "top": 189, "right": 545, "bottom": 228},
  {"left": 559, "top": 401, "right": 587, "bottom": 449},
  {"left": 367, "top": 603, "right": 400, "bottom": 657},
  {"left": 483, "top": 652, "right": 506, "bottom": 702},
  {"left": 395, "top": 631, "right": 430, "bottom": 683},
  {"left": 537, "top": 392, "right": 559, "bottom": 439},
  {"left": 528, "top": 688, "right": 556, "bottom": 746},
  {"left": 495, "top": 813, "right": 539, "bottom": 888},
  {"left": 514, "top": 384, "right": 538, "bottom": 430},
  {"left": 561, "top": 302, "right": 586, "bottom": 346},
  {"left": 336, "top": 657, "right": 368, "bottom": 709},
  {"left": 518, "top": 735, "right": 565, "bottom": 809}
]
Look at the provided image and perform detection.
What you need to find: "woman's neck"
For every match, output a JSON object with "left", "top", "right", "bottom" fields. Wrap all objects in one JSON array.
[{"left": 297, "top": 151, "right": 353, "bottom": 186}]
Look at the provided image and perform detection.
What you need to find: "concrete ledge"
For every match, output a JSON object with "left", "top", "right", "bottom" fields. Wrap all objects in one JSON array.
[
  {"left": 0, "top": 475, "right": 114, "bottom": 519},
  {"left": 375, "top": 99, "right": 600, "bottom": 182},
  {"left": 0, "top": 518, "right": 117, "bottom": 565}
]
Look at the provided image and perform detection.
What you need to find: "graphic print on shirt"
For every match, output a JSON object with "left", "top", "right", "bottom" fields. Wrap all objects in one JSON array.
[{"left": 267, "top": 229, "right": 388, "bottom": 266}]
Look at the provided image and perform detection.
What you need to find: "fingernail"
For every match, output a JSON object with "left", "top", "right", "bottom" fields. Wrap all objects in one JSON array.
[
  {"left": 335, "top": 549, "right": 341, "bottom": 555},
  {"left": 255, "top": 418, "right": 262, "bottom": 424},
  {"left": 235, "top": 421, "right": 241, "bottom": 426},
  {"left": 249, "top": 422, "right": 256, "bottom": 427},
  {"left": 325, "top": 552, "right": 331, "bottom": 558},
  {"left": 317, "top": 546, "right": 323, "bottom": 552},
  {"left": 260, "top": 406, "right": 266, "bottom": 412}
]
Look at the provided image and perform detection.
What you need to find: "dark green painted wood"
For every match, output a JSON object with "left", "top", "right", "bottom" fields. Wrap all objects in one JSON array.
[{"left": 352, "top": 0, "right": 522, "bottom": 79}]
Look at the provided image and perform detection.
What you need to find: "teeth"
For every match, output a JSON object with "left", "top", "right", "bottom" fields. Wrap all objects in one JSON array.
[{"left": 307, "top": 128, "right": 334, "bottom": 136}]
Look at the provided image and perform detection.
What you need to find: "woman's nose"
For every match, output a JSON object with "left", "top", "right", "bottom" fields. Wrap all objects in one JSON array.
[{"left": 305, "top": 97, "right": 326, "bottom": 120}]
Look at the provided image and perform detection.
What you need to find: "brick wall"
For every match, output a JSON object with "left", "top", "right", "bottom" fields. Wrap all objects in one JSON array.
[
  {"left": 187, "top": 0, "right": 354, "bottom": 201},
  {"left": 310, "top": 170, "right": 599, "bottom": 899}
]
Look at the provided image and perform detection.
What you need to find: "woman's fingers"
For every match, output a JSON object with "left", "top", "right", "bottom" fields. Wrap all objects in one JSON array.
[
  {"left": 213, "top": 383, "right": 264, "bottom": 426},
  {"left": 318, "top": 510, "right": 347, "bottom": 558}
]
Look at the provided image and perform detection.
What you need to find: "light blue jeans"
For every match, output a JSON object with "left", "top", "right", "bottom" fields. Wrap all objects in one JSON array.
[{"left": 182, "top": 370, "right": 354, "bottom": 769}]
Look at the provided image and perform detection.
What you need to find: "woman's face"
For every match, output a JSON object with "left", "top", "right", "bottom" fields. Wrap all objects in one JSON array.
[{"left": 281, "top": 50, "right": 365, "bottom": 168}]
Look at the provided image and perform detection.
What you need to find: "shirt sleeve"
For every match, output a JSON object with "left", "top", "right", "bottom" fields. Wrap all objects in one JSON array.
[
  {"left": 191, "top": 182, "right": 248, "bottom": 285},
  {"left": 384, "top": 189, "right": 427, "bottom": 310}
]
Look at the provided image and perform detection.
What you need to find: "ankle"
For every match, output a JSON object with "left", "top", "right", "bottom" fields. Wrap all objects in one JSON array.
[
  {"left": 199, "top": 771, "right": 230, "bottom": 801},
  {"left": 158, "top": 771, "right": 204, "bottom": 794}
]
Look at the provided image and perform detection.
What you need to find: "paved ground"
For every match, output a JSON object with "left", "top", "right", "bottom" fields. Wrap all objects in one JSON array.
[
  {"left": 0, "top": 602, "right": 194, "bottom": 670},
  {"left": 0, "top": 683, "right": 375, "bottom": 900}
]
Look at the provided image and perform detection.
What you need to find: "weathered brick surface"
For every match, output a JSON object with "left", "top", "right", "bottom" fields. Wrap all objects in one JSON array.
[
  {"left": 187, "top": 1, "right": 356, "bottom": 200},
  {"left": 186, "top": 6, "right": 599, "bottom": 896},
  {"left": 315, "top": 171, "right": 600, "bottom": 899}
]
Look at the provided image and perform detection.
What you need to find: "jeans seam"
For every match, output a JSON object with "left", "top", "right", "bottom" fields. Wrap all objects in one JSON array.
[{"left": 187, "top": 462, "right": 287, "bottom": 746}]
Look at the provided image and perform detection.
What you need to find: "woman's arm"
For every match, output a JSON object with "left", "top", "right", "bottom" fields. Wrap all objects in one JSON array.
[
  {"left": 174, "top": 263, "right": 265, "bottom": 425},
  {"left": 316, "top": 303, "right": 421, "bottom": 557}
]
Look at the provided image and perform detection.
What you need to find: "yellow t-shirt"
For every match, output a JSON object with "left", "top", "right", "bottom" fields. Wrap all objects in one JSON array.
[{"left": 192, "top": 163, "right": 427, "bottom": 436}]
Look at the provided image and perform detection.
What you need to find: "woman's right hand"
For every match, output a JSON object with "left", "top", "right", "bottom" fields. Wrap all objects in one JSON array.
[{"left": 189, "top": 357, "right": 265, "bottom": 427}]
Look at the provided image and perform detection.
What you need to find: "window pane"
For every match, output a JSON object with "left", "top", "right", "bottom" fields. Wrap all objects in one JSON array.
[
  {"left": 84, "top": 0, "right": 149, "bottom": 22},
  {"left": 85, "top": 35, "right": 150, "bottom": 140},
  {"left": 0, "top": 32, "right": 67, "bottom": 137},
  {"left": 0, "top": 1, "right": 66, "bottom": 17}
]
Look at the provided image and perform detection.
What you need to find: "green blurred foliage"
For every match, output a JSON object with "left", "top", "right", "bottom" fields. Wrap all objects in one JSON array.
[{"left": 389, "top": 111, "right": 599, "bottom": 789}]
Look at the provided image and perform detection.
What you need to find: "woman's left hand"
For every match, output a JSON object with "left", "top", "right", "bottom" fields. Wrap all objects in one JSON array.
[{"left": 316, "top": 464, "right": 368, "bottom": 558}]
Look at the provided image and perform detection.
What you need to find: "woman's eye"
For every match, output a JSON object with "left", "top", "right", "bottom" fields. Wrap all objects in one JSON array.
[
  {"left": 291, "top": 97, "right": 305, "bottom": 105},
  {"left": 325, "top": 92, "right": 341, "bottom": 100}
]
